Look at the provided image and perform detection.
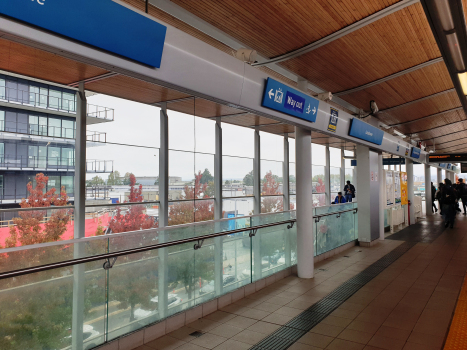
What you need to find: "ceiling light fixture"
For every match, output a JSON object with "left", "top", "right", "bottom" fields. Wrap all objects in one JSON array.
[
  {"left": 434, "top": 0, "right": 455, "bottom": 31},
  {"left": 459, "top": 72, "right": 467, "bottom": 95},
  {"left": 446, "top": 33, "right": 465, "bottom": 71}
]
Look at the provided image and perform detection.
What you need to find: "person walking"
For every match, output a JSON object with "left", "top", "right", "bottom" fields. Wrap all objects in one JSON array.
[
  {"left": 442, "top": 179, "right": 457, "bottom": 228},
  {"left": 431, "top": 182, "right": 438, "bottom": 213},
  {"left": 343, "top": 180, "right": 355, "bottom": 203},
  {"left": 334, "top": 192, "right": 347, "bottom": 204},
  {"left": 436, "top": 183, "right": 444, "bottom": 215},
  {"left": 458, "top": 178, "right": 467, "bottom": 215}
]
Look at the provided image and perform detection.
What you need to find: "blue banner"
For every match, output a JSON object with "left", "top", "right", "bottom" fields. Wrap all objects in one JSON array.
[
  {"left": 410, "top": 147, "right": 421, "bottom": 159},
  {"left": 262, "top": 78, "right": 320, "bottom": 122},
  {"left": 328, "top": 107, "right": 339, "bottom": 132},
  {"left": 0, "top": 0, "right": 167, "bottom": 68},
  {"left": 348, "top": 118, "right": 384, "bottom": 145}
]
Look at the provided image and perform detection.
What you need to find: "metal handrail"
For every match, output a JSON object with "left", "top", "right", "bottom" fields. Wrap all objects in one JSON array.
[
  {"left": 0, "top": 218, "right": 296, "bottom": 280},
  {"left": 314, "top": 208, "right": 358, "bottom": 223}
]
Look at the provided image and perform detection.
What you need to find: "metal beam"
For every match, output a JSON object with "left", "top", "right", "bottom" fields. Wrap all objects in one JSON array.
[
  {"left": 149, "top": 0, "right": 360, "bottom": 114},
  {"left": 68, "top": 72, "right": 119, "bottom": 87},
  {"left": 379, "top": 88, "right": 455, "bottom": 113},
  {"left": 413, "top": 119, "right": 467, "bottom": 135},
  {"left": 437, "top": 143, "right": 467, "bottom": 152},
  {"left": 387, "top": 106, "right": 464, "bottom": 127},
  {"left": 430, "top": 136, "right": 467, "bottom": 147},
  {"left": 334, "top": 57, "right": 444, "bottom": 96},
  {"left": 253, "top": 0, "right": 420, "bottom": 67},
  {"left": 420, "top": 129, "right": 467, "bottom": 142}
]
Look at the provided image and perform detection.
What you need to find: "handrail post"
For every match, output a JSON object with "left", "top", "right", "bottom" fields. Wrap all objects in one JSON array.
[
  {"left": 253, "top": 128, "right": 262, "bottom": 280},
  {"left": 214, "top": 117, "right": 223, "bottom": 297}
]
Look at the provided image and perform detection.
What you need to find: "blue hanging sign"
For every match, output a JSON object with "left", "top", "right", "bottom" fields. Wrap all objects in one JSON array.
[
  {"left": 439, "top": 163, "right": 447, "bottom": 168},
  {"left": 348, "top": 118, "right": 384, "bottom": 145},
  {"left": 410, "top": 147, "right": 421, "bottom": 159},
  {"left": 447, "top": 164, "right": 452, "bottom": 170},
  {"left": 383, "top": 158, "right": 405, "bottom": 165},
  {"left": 328, "top": 108, "right": 339, "bottom": 132},
  {"left": 0, "top": 0, "right": 167, "bottom": 68},
  {"left": 262, "top": 78, "right": 320, "bottom": 122}
]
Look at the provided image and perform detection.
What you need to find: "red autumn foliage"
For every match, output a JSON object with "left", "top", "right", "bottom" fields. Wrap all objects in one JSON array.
[
  {"left": 5, "top": 173, "right": 71, "bottom": 248},
  {"left": 108, "top": 174, "right": 158, "bottom": 233},
  {"left": 261, "top": 171, "right": 295, "bottom": 213},
  {"left": 168, "top": 171, "right": 214, "bottom": 225}
]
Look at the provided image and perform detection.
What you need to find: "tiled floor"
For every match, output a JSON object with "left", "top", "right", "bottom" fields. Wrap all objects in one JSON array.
[{"left": 134, "top": 214, "right": 467, "bottom": 350}]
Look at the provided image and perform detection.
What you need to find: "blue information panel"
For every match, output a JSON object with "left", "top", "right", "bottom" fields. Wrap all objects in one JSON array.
[
  {"left": 0, "top": 0, "right": 167, "bottom": 68},
  {"left": 410, "top": 147, "right": 421, "bottom": 159},
  {"left": 447, "top": 164, "right": 452, "bottom": 170},
  {"left": 348, "top": 118, "right": 384, "bottom": 145},
  {"left": 262, "top": 78, "right": 320, "bottom": 122},
  {"left": 383, "top": 158, "right": 405, "bottom": 165},
  {"left": 439, "top": 163, "right": 447, "bottom": 168}
]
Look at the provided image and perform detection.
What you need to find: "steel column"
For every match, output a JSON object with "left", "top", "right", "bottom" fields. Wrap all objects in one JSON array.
[
  {"left": 283, "top": 134, "right": 290, "bottom": 211},
  {"left": 253, "top": 128, "right": 261, "bottom": 279},
  {"left": 214, "top": 117, "right": 223, "bottom": 296},
  {"left": 425, "top": 164, "right": 433, "bottom": 215},
  {"left": 325, "top": 145, "right": 331, "bottom": 205},
  {"left": 407, "top": 159, "right": 415, "bottom": 225}
]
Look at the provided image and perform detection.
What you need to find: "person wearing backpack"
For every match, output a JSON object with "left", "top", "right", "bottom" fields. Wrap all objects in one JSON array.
[
  {"left": 458, "top": 178, "right": 467, "bottom": 215},
  {"left": 442, "top": 179, "right": 457, "bottom": 229}
]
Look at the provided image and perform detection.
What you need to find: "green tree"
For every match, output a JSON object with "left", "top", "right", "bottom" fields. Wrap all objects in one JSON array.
[
  {"left": 107, "top": 170, "right": 122, "bottom": 185},
  {"left": 200, "top": 168, "right": 214, "bottom": 184},
  {"left": 154, "top": 176, "right": 159, "bottom": 185},
  {"left": 243, "top": 170, "right": 254, "bottom": 186},
  {"left": 205, "top": 181, "right": 215, "bottom": 198},
  {"left": 289, "top": 175, "right": 296, "bottom": 183},
  {"left": 87, "top": 176, "right": 105, "bottom": 186},
  {"left": 123, "top": 172, "right": 133, "bottom": 185},
  {"left": 225, "top": 180, "right": 231, "bottom": 185}
]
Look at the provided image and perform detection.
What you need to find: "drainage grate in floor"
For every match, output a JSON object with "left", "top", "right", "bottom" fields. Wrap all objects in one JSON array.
[
  {"left": 189, "top": 331, "right": 204, "bottom": 337},
  {"left": 249, "top": 241, "right": 416, "bottom": 350}
]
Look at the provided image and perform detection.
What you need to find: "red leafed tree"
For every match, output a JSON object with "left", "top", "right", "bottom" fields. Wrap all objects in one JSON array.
[
  {"left": 5, "top": 173, "right": 71, "bottom": 248},
  {"left": 169, "top": 171, "right": 214, "bottom": 225},
  {"left": 108, "top": 174, "right": 157, "bottom": 233},
  {"left": 261, "top": 171, "right": 294, "bottom": 213}
]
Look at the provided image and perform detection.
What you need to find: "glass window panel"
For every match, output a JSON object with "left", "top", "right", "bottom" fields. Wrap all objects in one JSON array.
[
  {"left": 288, "top": 138, "right": 295, "bottom": 163},
  {"left": 290, "top": 194, "right": 296, "bottom": 210},
  {"left": 261, "top": 160, "right": 283, "bottom": 195},
  {"left": 38, "top": 87, "right": 48, "bottom": 108},
  {"left": 329, "top": 147, "right": 341, "bottom": 167},
  {"left": 261, "top": 195, "right": 284, "bottom": 213},
  {"left": 223, "top": 156, "right": 253, "bottom": 197},
  {"left": 169, "top": 150, "right": 194, "bottom": 200},
  {"left": 344, "top": 150, "right": 354, "bottom": 168},
  {"left": 223, "top": 123, "right": 254, "bottom": 158},
  {"left": 260, "top": 132, "right": 283, "bottom": 161},
  {"left": 169, "top": 111, "right": 194, "bottom": 152},
  {"left": 48, "top": 146, "right": 60, "bottom": 166},
  {"left": 195, "top": 199, "right": 214, "bottom": 222},
  {"left": 222, "top": 197, "right": 254, "bottom": 217},
  {"left": 312, "top": 165, "right": 326, "bottom": 193},
  {"left": 289, "top": 162, "right": 296, "bottom": 195},
  {"left": 195, "top": 153, "right": 214, "bottom": 199},
  {"left": 49, "top": 89, "right": 61, "bottom": 109},
  {"left": 62, "top": 92, "right": 75, "bottom": 112},
  {"left": 47, "top": 175, "right": 60, "bottom": 192},
  {"left": 29, "top": 85, "right": 39, "bottom": 105},
  {"left": 28, "top": 145, "right": 37, "bottom": 167},
  {"left": 61, "top": 175, "right": 74, "bottom": 196},
  {"left": 0, "top": 110, "right": 5, "bottom": 131},
  {"left": 345, "top": 168, "right": 353, "bottom": 185},
  {"left": 61, "top": 148, "right": 74, "bottom": 167},
  {"left": 330, "top": 166, "right": 341, "bottom": 195},
  {"left": 0, "top": 78, "right": 5, "bottom": 99},
  {"left": 62, "top": 120, "right": 74, "bottom": 139},
  {"left": 312, "top": 143, "right": 326, "bottom": 166},
  {"left": 313, "top": 193, "right": 326, "bottom": 207},
  {"left": 194, "top": 117, "right": 215, "bottom": 154},
  {"left": 48, "top": 118, "right": 61, "bottom": 137},
  {"left": 168, "top": 200, "right": 194, "bottom": 225}
]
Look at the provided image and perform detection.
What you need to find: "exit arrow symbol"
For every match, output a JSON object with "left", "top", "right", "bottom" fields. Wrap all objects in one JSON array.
[
  {"left": 312, "top": 107, "right": 317, "bottom": 115},
  {"left": 268, "top": 89, "right": 274, "bottom": 99}
]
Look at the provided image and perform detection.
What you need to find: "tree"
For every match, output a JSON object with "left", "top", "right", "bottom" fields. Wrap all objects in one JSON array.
[
  {"left": 260, "top": 171, "right": 294, "bottom": 213},
  {"left": 87, "top": 175, "right": 105, "bottom": 187},
  {"left": 243, "top": 170, "right": 254, "bottom": 186},
  {"left": 200, "top": 168, "right": 213, "bottom": 184},
  {"left": 289, "top": 175, "right": 296, "bottom": 183},
  {"left": 154, "top": 176, "right": 159, "bottom": 185},
  {"left": 205, "top": 181, "right": 215, "bottom": 198},
  {"left": 107, "top": 170, "right": 122, "bottom": 185},
  {"left": 225, "top": 180, "right": 231, "bottom": 185},
  {"left": 123, "top": 172, "right": 133, "bottom": 185}
]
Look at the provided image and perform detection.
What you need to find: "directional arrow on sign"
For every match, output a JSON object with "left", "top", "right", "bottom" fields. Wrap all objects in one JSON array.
[
  {"left": 268, "top": 89, "right": 274, "bottom": 99},
  {"left": 312, "top": 107, "right": 317, "bottom": 115}
]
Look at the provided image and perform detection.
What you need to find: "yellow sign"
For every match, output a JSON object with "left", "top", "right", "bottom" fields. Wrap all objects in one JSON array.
[{"left": 400, "top": 172, "right": 408, "bottom": 205}]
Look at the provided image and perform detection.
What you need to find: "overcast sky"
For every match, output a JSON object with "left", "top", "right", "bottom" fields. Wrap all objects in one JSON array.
[{"left": 86, "top": 94, "right": 441, "bottom": 182}]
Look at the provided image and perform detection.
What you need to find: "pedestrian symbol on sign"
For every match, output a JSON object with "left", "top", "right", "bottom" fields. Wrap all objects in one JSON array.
[{"left": 274, "top": 89, "right": 283, "bottom": 104}]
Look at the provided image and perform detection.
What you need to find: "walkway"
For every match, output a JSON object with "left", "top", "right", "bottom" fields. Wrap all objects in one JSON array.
[{"left": 130, "top": 214, "right": 467, "bottom": 350}]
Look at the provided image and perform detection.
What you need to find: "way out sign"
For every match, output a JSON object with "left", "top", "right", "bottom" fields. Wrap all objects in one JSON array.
[
  {"left": 328, "top": 107, "right": 338, "bottom": 132},
  {"left": 261, "top": 78, "right": 320, "bottom": 123}
]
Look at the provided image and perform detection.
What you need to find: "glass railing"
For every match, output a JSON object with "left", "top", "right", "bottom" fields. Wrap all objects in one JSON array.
[
  {"left": 314, "top": 202, "right": 358, "bottom": 256},
  {"left": 0, "top": 209, "right": 297, "bottom": 350}
]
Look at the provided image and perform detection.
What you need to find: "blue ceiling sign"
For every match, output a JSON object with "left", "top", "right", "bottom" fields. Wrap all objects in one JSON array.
[
  {"left": 348, "top": 118, "right": 384, "bottom": 145},
  {"left": 410, "top": 147, "right": 421, "bottom": 159},
  {"left": 383, "top": 158, "right": 405, "bottom": 165},
  {"left": 439, "top": 163, "right": 447, "bottom": 168},
  {"left": 262, "top": 78, "right": 320, "bottom": 122},
  {"left": 0, "top": 0, "right": 167, "bottom": 68}
]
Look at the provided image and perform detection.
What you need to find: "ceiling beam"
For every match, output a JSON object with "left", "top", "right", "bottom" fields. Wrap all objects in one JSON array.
[
  {"left": 68, "top": 72, "right": 119, "bottom": 87},
  {"left": 379, "top": 88, "right": 455, "bottom": 113},
  {"left": 334, "top": 57, "right": 444, "bottom": 96},
  {"left": 252, "top": 0, "right": 419, "bottom": 67},
  {"left": 149, "top": 0, "right": 360, "bottom": 114},
  {"left": 437, "top": 143, "right": 467, "bottom": 152},
  {"left": 387, "top": 107, "right": 464, "bottom": 127},
  {"left": 420, "top": 129, "right": 467, "bottom": 142},
  {"left": 412, "top": 119, "right": 467, "bottom": 135},
  {"left": 434, "top": 136, "right": 467, "bottom": 147}
]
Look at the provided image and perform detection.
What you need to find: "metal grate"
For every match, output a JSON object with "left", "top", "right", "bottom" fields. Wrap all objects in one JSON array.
[
  {"left": 189, "top": 331, "right": 204, "bottom": 337},
  {"left": 248, "top": 241, "right": 416, "bottom": 349}
]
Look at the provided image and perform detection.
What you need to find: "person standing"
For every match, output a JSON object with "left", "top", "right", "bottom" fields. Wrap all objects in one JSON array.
[
  {"left": 458, "top": 178, "right": 467, "bottom": 215},
  {"left": 431, "top": 182, "right": 438, "bottom": 213},
  {"left": 343, "top": 180, "right": 355, "bottom": 203},
  {"left": 442, "top": 179, "right": 457, "bottom": 228},
  {"left": 436, "top": 183, "right": 444, "bottom": 215}
]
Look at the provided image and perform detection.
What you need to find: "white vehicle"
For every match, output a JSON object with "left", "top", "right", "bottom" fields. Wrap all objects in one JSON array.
[
  {"left": 64, "top": 325, "right": 100, "bottom": 350},
  {"left": 134, "top": 293, "right": 182, "bottom": 320}
]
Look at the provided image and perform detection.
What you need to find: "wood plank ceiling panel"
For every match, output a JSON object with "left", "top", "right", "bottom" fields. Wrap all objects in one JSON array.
[
  {"left": 172, "top": 0, "right": 400, "bottom": 58},
  {"left": 168, "top": 98, "right": 245, "bottom": 118},
  {"left": 398, "top": 109, "right": 466, "bottom": 135},
  {"left": 424, "top": 131, "right": 467, "bottom": 146},
  {"left": 279, "top": 3, "right": 440, "bottom": 93},
  {"left": 86, "top": 75, "right": 191, "bottom": 104},
  {"left": 416, "top": 120, "right": 467, "bottom": 141},
  {"left": 221, "top": 114, "right": 281, "bottom": 127},
  {"left": 341, "top": 61, "right": 454, "bottom": 112},
  {"left": 259, "top": 123, "right": 295, "bottom": 135},
  {"left": 0, "top": 38, "right": 109, "bottom": 85},
  {"left": 377, "top": 90, "right": 460, "bottom": 126}
]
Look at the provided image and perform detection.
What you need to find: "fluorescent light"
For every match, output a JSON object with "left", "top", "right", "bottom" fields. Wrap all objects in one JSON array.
[
  {"left": 435, "top": 0, "right": 455, "bottom": 31},
  {"left": 447, "top": 33, "right": 465, "bottom": 71},
  {"left": 459, "top": 72, "right": 467, "bottom": 95}
]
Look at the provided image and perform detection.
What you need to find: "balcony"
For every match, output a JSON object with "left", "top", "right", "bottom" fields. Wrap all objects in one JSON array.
[
  {"left": 0, "top": 87, "right": 114, "bottom": 123},
  {"left": 0, "top": 156, "right": 113, "bottom": 173}
]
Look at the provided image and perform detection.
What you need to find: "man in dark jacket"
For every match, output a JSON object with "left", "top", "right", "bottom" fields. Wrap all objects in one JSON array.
[
  {"left": 458, "top": 178, "right": 467, "bottom": 215},
  {"left": 442, "top": 179, "right": 457, "bottom": 228},
  {"left": 343, "top": 181, "right": 355, "bottom": 203},
  {"left": 431, "top": 182, "right": 437, "bottom": 213}
]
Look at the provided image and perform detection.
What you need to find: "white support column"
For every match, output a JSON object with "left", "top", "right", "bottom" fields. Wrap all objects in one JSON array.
[
  {"left": 253, "top": 128, "right": 262, "bottom": 279},
  {"left": 72, "top": 82, "right": 86, "bottom": 350},
  {"left": 437, "top": 168, "right": 442, "bottom": 185},
  {"left": 378, "top": 154, "right": 384, "bottom": 240},
  {"left": 158, "top": 103, "right": 169, "bottom": 318},
  {"left": 356, "top": 145, "right": 371, "bottom": 243},
  {"left": 283, "top": 134, "right": 290, "bottom": 211},
  {"left": 341, "top": 148, "right": 345, "bottom": 194},
  {"left": 406, "top": 159, "right": 415, "bottom": 225},
  {"left": 325, "top": 145, "right": 331, "bottom": 205},
  {"left": 296, "top": 127, "right": 314, "bottom": 279},
  {"left": 425, "top": 165, "right": 433, "bottom": 216},
  {"left": 214, "top": 117, "right": 223, "bottom": 295}
]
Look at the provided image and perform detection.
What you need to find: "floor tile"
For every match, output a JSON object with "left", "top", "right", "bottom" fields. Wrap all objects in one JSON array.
[
  {"left": 296, "top": 332, "right": 334, "bottom": 348},
  {"left": 309, "top": 322, "right": 345, "bottom": 337},
  {"left": 212, "top": 339, "right": 251, "bottom": 350},
  {"left": 231, "top": 329, "right": 267, "bottom": 345},
  {"left": 246, "top": 320, "right": 281, "bottom": 335},
  {"left": 326, "top": 338, "right": 366, "bottom": 350},
  {"left": 145, "top": 335, "right": 185, "bottom": 350},
  {"left": 367, "top": 334, "right": 406, "bottom": 350},
  {"left": 190, "top": 333, "right": 227, "bottom": 349},
  {"left": 261, "top": 312, "right": 294, "bottom": 325},
  {"left": 224, "top": 315, "right": 258, "bottom": 329},
  {"left": 337, "top": 328, "right": 373, "bottom": 344},
  {"left": 208, "top": 323, "right": 244, "bottom": 338},
  {"left": 321, "top": 315, "right": 353, "bottom": 328}
]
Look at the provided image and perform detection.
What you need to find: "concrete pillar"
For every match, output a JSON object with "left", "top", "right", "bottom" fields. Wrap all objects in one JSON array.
[
  {"left": 379, "top": 154, "right": 384, "bottom": 240},
  {"left": 283, "top": 134, "right": 290, "bottom": 211},
  {"left": 407, "top": 159, "right": 415, "bottom": 225},
  {"left": 437, "top": 168, "right": 442, "bottom": 185},
  {"left": 295, "top": 127, "right": 314, "bottom": 279},
  {"left": 425, "top": 164, "right": 433, "bottom": 215},
  {"left": 356, "top": 145, "right": 371, "bottom": 243},
  {"left": 325, "top": 146, "right": 331, "bottom": 205}
]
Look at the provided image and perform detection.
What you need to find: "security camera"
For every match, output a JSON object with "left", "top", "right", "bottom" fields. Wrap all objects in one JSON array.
[
  {"left": 317, "top": 92, "right": 333, "bottom": 101},
  {"left": 233, "top": 48, "right": 257, "bottom": 64},
  {"left": 370, "top": 100, "right": 379, "bottom": 114}
]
